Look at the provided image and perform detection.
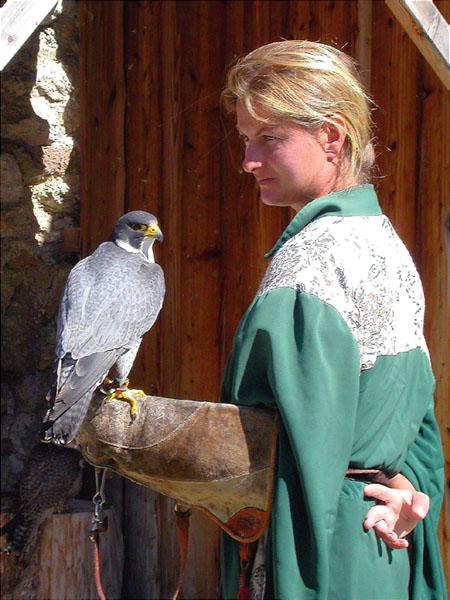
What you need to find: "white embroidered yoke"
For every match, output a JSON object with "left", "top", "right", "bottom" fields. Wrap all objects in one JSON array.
[{"left": 258, "top": 214, "right": 429, "bottom": 371}]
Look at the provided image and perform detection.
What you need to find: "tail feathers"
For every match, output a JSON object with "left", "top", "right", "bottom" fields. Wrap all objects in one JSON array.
[
  {"left": 42, "top": 349, "right": 119, "bottom": 444},
  {"left": 41, "top": 388, "right": 95, "bottom": 444},
  {"left": 1, "top": 516, "right": 34, "bottom": 555},
  {"left": 0, "top": 514, "right": 19, "bottom": 538}
]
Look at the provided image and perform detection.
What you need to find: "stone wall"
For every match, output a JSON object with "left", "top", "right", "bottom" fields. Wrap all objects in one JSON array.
[{"left": 1, "top": 1, "right": 80, "bottom": 494}]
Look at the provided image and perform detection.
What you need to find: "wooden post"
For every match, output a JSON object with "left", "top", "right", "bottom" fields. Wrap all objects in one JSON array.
[{"left": 1, "top": 500, "right": 124, "bottom": 600}]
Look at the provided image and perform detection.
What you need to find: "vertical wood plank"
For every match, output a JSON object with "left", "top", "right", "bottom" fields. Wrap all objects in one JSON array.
[
  {"left": 157, "top": 3, "right": 185, "bottom": 597},
  {"left": 79, "top": 0, "right": 126, "bottom": 255},
  {"left": 121, "top": 484, "right": 161, "bottom": 600},
  {"left": 219, "top": 1, "right": 289, "bottom": 368},
  {"left": 158, "top": 0, "right": 184, "bottom": 402},
  {"left": 355, "top": 0, "right": 372, "bottom": 89},
  {"left": 308, "top": 0, "right": 354, "bottom": 50},
  {"left": 370, "top": 0, "right": 420, "bottom": 255},
  {"left": 181, "top": 510, "right": 220, "bottom": 600},
  {"left": 285, "top": 0, "right": 312, "bottom": 40},
  {"left": 123, "top": 0, "right": 162, "bottom": 216},
  {"left": 123, "top": 0, "right": 164, "bottom": 397},
  {"left": 415, "top": 55, "right": 449, "bottom": 588},
  {"left": 177, "top": 0, "right": 223, "bottom": 403}
]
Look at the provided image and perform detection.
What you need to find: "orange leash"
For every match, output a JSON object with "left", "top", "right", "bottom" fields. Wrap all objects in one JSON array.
[
  {"left": 172, "top": 504, "right": 192, "bottom": 600},
  {"left": 236, "top": 541, "right": 256, "bottom": 600},
  {"left": 91, "top": 530, "right": 107, "bottom": 600}
]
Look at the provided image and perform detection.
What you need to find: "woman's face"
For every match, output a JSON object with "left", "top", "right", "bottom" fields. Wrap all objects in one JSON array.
[{"left": 236, "top": 100, "right": 340, "bottom": 212}]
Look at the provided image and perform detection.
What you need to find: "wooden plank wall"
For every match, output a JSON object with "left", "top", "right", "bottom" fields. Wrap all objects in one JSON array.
[{"left": 79, "top": 1, "right": 449, "bottom": 597}]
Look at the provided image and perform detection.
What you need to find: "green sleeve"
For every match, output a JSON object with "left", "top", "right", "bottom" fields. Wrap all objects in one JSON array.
[
  {"left": 222, "top": 287, "right": 362, "bottom": 598},
  {"left": 401, "top": 406, "right": 446, "bottom": 599}
]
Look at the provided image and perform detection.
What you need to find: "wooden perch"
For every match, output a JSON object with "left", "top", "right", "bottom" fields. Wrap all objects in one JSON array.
[{"left": 74, "top": 394, "right": 277, "bottom": 542}]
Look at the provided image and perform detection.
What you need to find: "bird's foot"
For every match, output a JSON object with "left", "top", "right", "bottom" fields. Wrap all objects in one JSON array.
[
  {"left": 99, "top": 377, "right": 115, "bottom": 395},
  {"left": 105, "top": 384, "right": 145, "bottom": 420}
]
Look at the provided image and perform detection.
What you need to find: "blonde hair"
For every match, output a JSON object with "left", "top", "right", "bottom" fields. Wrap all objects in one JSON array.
[{"left": 222, "top": 40, "right": 375, "bottom": 183}]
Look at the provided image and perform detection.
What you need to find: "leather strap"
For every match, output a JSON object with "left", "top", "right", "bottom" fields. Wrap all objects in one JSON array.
[
  {"left": 172, "top": 504, "right": 192, "bottom": 600},
  {"left": 236, "top": 541, "right": 256, "bottom": 600},
  {"left": 92, "top": 531, "right": 107, "bottom": 600},
  {"left": 345, "top": 467, "right": 391, "bottom": 486}
]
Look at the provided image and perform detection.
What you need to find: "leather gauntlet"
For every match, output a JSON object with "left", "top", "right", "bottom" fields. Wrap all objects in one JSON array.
[{"left": 75, "top": 395, "right": 277, "bottom": 542}]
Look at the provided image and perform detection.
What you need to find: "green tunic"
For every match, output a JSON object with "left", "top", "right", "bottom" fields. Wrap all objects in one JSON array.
[{"left": 220, "top": 186, "right": 445, "bottom": 599}]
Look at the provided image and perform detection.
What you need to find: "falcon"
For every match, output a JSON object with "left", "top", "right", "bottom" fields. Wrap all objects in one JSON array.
[
  {"left": 1, "top": 445, "right": 84, "bottom": 556},
  {"left": 41, "top": 210, "right": 165, "bottom": 445}
]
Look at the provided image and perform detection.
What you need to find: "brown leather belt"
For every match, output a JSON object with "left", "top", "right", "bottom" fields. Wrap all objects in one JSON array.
[{"left": 345, "top": 468, "right": 392, "bottom": 486}]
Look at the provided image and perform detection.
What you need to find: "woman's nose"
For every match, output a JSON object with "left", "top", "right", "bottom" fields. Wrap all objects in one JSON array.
[{"left": 242, "top": 146, "right": 262, "bottom": 173}]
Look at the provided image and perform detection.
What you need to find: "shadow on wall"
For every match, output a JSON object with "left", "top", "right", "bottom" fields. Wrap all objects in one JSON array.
[{"left": 1, "top": 0, "right": 80, "bottom": 496}]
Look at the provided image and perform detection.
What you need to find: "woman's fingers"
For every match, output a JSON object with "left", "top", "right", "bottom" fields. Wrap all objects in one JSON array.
[
  {"left": 371, "top": 520, "right": 409, "bottom": 549},
  {"left": 364, "top": 504, "right": 394, "bottom": 529},
  {"left": 363, "top": 483, "right": 429, "bottom": 547},
  {"left": 410, "top": 491, "right": 429, "bottom": 519},
  {"left": 363, "top": 484, "right": 405, "bottom": 529},
  {"left": 364, "top": 506, "right": 410, "bottom": 549},
  {"left": 364, "top": 483, "right": 412, "bottom": 506}
]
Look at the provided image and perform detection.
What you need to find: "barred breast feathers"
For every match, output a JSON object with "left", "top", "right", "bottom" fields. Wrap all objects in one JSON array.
[{"left": 258, "top": 215, "right": 430, "bottom": 370}]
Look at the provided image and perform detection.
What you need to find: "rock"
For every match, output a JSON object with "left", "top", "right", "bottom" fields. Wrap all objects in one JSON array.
[
  {"left": 42, "top": 142, "right": 72, "bottom": 175},
  {"left": 1, "top": 117, "right": 50, "bottom": 147},
  {"left": 1, "top": 0, "right": 80, "bottom": 496},
  {"left": 1, "top": 154, "right": 23, "bottom": 208}
]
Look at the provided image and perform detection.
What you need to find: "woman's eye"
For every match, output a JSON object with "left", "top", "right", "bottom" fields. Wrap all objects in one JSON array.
[{"left": 264, "top": 135, "right": 275, "bottom": 141}]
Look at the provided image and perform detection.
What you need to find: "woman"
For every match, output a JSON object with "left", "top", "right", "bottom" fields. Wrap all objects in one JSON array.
[{"left": 219, "top": 41, "right": 445, "bottom": 600}]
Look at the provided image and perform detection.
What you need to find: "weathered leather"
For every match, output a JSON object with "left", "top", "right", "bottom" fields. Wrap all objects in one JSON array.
[{"left": 75, "top": 395, "right": 277, "bottom": 542}]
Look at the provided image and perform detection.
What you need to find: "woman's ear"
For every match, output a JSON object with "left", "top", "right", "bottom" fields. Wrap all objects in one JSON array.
[{"left": 318, "top": 115, "right": 347, "bottom": 163}]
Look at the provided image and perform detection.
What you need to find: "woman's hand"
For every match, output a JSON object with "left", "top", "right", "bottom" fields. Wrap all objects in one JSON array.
[{"left": 363, "top": 476, "right": 429, "bottom": 549}]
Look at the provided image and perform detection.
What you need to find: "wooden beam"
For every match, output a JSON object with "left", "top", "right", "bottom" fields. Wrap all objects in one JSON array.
[
  {"left": 0, "top": 0, "right": 59, "bottom": 71},
  {"left": 357, "top": 0, "right": 373, "bottom": 90},
  {"left": 385, "top": 0, "right": 450, "bottom": 90}
]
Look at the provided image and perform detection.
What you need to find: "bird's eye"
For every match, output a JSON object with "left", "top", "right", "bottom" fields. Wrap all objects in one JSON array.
[{"left": 130, "top": 223, "right": 143, "bottom": 231}]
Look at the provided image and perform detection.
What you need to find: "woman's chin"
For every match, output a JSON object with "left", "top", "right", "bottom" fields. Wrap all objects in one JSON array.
[
  {"left": 260, "top": 192, "right": 300, "bottom": 211},
  {"left": 259, "top": 191, "right": 284, "bottom": 207}
]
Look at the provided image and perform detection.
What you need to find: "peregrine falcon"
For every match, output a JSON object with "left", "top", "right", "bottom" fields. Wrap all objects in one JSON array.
[{"left": 41, "top": 211, "right": 165, "bottom": 445}]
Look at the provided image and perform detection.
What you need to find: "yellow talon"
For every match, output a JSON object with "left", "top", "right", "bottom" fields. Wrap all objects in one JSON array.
[{"left": 105, "top": 385, "right": 146, "bottom": 419}]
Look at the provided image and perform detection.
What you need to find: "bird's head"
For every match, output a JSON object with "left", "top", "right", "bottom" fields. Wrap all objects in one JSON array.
[{"left": 109, "top": 211, "right": 163, "bottom": 262}]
